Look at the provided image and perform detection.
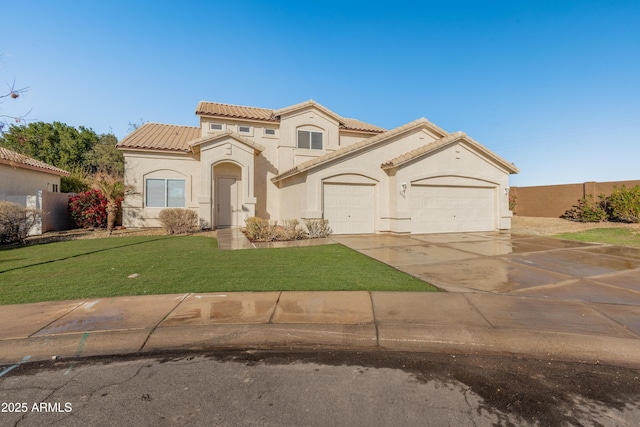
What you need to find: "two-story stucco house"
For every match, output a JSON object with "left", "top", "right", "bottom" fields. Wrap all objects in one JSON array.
[{"left": 117, "top": 100, "right": 518, "bottom": 234}]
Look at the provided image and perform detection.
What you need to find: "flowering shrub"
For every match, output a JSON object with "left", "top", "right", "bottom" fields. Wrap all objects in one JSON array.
[
  {"left": 508, "top": 194, "right": 517, "bottom": 213},
  {"left": 68, "top": 189, "right": 121, "bottom": 228}
]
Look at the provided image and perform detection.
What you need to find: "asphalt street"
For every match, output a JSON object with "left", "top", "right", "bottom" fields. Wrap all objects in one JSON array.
[{"left": 1, "top": 350, "right": 639, "bottom": 426}]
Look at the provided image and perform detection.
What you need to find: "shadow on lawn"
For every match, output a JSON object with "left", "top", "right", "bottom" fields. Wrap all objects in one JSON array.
[{"left": 0, "top": 237, "right": 170, "bottom": 274}]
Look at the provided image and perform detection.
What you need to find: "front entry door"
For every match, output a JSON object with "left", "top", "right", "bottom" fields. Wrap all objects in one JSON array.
[{"left": 216, "top": 177, "right": 237, "bottom": 227}]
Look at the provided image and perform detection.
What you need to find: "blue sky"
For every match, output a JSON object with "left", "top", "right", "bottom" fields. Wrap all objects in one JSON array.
[{"left": 2, "top": 0, "right": 638, "bottom": 186}]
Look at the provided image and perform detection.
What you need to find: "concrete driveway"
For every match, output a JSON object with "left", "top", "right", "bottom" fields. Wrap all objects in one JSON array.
[{"left": 333, "top": 233, "right": 640, "bottom": 306}]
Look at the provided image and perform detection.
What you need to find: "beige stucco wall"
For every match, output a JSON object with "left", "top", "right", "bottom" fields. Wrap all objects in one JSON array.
[
  {"left": 0, "top": 164, "right": 62, "bottom": 197},
  {"left": 197, "top": 137, "right": 259, "bottom": 228},
  {"left": 123, "top": 107, "right": 514, "bottom": 233},
  {"left": 196, "top": 110, "right": 380, "bottom": 224},
  {"left": 277, "top": 107, "right": 341, "bottom": 171},
  {"left": 122, "top": 151, "right": 200, "bottom": 227},
  {"left": 199, "top": 119, "right": 281, "bottom": 221},
  {"left": 277, "top": 128, "right": 435, "bottom": 230},
  {"left": 276, "top": 129, "right": 513, "bottom": 233},
  {"left": 339, "top": 133, "right": 372, "bottom": 148},
  {"left": 394, "top": 143, "right": 512, "bottom": 232}
]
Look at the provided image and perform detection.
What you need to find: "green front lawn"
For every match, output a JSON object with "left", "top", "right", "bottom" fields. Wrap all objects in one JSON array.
[
  {"left": 0, "top": 236, "right": 437, "bottom": 305},
  {"left": 554, "top": 228, "right": 640, "bottom": 248}
]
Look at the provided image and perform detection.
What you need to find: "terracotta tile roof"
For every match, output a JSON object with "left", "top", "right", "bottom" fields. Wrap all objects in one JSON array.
[
  {"left": 116, "top": 123, "right": 201, "bottom": 153},
  {"left": 195, "top": 101, "right": 277, "bottom": 122},
  {"left": 381, "top": 132, "right": 520, "bottom": 174},
  {"left": 340, "top": 117, "right": 385, "bottom": 133},
  {"left": 0, "top": 146, "right": 70, "bottom": 176},
  {"left": 272, "top": 118, "right": 448, "bottom": 183},
  {"left": 196, "top": 100, "right": 385, "bottom": 134},
  {"left": 189, "top": 130, "right": 265, "bottom": 153}
]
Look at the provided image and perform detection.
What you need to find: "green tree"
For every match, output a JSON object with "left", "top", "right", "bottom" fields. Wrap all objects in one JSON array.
[
  {"left": 0, "top": 121, "right": 99, "bottom": 171},
  {"left": 85, "top": 133, "right": 124, "bottom": 177}
]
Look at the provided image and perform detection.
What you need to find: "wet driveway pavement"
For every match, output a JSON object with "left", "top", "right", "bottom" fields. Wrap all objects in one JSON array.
[{"left": 333, "top": 233, "right": 640, "bottom": 305}]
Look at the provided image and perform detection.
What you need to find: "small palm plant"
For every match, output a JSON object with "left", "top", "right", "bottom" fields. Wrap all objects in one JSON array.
[{"left": 92, "top": 170, "right": 126, "bottom": 233}]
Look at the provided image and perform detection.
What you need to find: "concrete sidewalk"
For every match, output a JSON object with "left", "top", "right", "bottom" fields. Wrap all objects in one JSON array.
[{"left": 1, "top": 291, "right": 639, "bottom": 367}]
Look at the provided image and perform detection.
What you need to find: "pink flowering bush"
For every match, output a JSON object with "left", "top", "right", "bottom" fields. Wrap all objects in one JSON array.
[{"left": 68, "top": 189, "right": 121, "bottom": 228}]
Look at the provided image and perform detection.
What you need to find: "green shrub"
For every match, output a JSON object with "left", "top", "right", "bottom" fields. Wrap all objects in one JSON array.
[
  {"left": 561, "top": 194, "right": 608, "bottom": 223},
  {"left": 159, "top": 208, "right": 199, "bottom": 234},
  {"left": 61, "top": 173, "right": 90, "bottom": 193},
  {"left": 304, "top": 219, "right": 332, "bottom": 238},
  {"left": 608, "top": 185, "right": 640, "bottom": 223},
  {"left": 0, "top": 201, "right": 40, "bottom": 245}
]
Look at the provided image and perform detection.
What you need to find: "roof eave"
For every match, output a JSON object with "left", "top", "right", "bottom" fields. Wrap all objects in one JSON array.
[
  {"left": 0, "top": 158, "right": 71, "bottom": 176},
  {"left": 189, "top": 130, "right": 265, "bottom": 154}
]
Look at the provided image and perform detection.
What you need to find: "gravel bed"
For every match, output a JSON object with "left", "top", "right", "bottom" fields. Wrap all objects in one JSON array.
[{"left": 511, "top": 216, "right": 640, "bottom": 236}]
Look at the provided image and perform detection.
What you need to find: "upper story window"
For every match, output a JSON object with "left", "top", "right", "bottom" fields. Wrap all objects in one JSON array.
[
  {"left": 238, "top": 125, "right": 251, "bottom": 134},
  {"left": 264, "top": 128, "right": 276, "bottom": 136},
  {"left": 209, "top": 123, "right": 224, "bottom": 131},
  {"left": 297, "top": 130, "right": 323, "bottom": 150}
]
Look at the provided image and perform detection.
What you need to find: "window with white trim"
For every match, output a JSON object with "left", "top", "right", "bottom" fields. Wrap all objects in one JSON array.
[
  {"left": 145, "top": 178, "right": 186, "bottom": 207},
  {"left": 297, "top": 130, "right": 323, "bottom": 150},
  {"left": 238, "top": 125, "right": 251, "bottom": 134},
  {"left": 209, "top": 123, "right": 224, "bottom": 131},
  {"left": 264, "top": 128, "right": 276, "bottom": 136}
]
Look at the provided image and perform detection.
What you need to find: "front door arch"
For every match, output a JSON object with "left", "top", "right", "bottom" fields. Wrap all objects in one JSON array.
[
  {"left": 213, "top": 162, "right": 242, "bottom": 228},
  {"left": 216, "top": 176, "right": 237, "bottom": 227}
]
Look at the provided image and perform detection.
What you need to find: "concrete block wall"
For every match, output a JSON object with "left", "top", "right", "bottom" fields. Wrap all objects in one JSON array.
[{"left": 510, "top": 179, "right": 640, "bottom": 218}]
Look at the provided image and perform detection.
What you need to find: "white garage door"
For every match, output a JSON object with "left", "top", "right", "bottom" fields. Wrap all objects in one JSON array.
[
  {"left": 324, "top": 184, "right": 375, "bottom": 234},
  {"left": 411, "top": 186, "right": 495, "bottom": 234}
]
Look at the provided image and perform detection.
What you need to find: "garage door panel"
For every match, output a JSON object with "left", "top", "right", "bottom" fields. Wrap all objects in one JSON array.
[
  {"left": 324, "top": 184, "right": 375, "bottom": 235},
  {"left": 411, "top": 186, "right": 495, "bottom": 234}
]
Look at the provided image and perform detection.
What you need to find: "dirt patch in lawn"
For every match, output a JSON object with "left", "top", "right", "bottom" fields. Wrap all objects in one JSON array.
[{"left": 511, "top": 216, "right": 640, "bottom": 236}]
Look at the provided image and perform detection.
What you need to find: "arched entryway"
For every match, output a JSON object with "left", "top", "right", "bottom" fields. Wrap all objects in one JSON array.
[{"left": 213, "top": 162, "right": 242, "bottom": 228}]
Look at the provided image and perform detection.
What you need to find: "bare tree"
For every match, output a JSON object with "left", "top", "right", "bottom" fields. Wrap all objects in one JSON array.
[{"left": 0, "top": 79, "right": 30, "bottom": 133}]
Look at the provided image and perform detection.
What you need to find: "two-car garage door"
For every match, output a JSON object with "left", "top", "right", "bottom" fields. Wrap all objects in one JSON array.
[{"left": 410, "top": 186, "right": 495, "bottom": 234}]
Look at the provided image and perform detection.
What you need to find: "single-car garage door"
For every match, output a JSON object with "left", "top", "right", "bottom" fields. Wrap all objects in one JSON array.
[
  {"left": 324, "top": 183, "right": 375, "bottom": 234},
  {"left": 411, "top": 186, "right": 495, "bottom": 234}
]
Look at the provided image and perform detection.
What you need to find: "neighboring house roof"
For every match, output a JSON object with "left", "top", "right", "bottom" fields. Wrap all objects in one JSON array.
[
  {"left": 196, "top": 100, "right": 385, "bottom": 134},
  {"left": 271, "top": 118, "right": 449, "bottom": 183},
  {"left": 116, "top": 123, "right": 201, "bottom": 153},
  {"left": 0, "top": 146, "right": 70, "bottom": 176},
  {"left": 381, "top": 132, "right": 520, "bottom": 174},
  {"left": 189, "top": 130, "right": 265, "bottom": 153}
]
